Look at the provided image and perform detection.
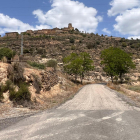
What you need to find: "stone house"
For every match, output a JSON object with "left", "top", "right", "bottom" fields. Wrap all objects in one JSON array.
[{"left": 5, "top": 32, "right": 18, "bottom": 38}]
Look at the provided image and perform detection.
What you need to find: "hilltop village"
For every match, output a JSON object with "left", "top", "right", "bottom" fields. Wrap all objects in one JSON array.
[{"left": 1, "top": 23, "right": 74, "bottom": 38}]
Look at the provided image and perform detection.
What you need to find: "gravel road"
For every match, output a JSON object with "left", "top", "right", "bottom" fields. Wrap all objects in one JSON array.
[{"left": 0, "top": 84, "right": 140, "bottom": 140}]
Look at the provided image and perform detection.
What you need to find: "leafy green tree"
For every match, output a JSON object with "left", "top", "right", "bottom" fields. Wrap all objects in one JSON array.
[
  {"left": 101, "top": 47, "right": 136, "bottom": 83},
  {"left": 63, "top": 53, "right": 82, "bottom": 81},
  {"left": 75, "top": 28, "right": 79, "bottom": 32},
  {"left": 63, "top": 52, "right": 94, "bottom": 83},
  {"left": 79, "top": 52, "right": 94, "bottom": 83},
  {"left": 0, "top": 48, "right": 13, "bottom": 60}
]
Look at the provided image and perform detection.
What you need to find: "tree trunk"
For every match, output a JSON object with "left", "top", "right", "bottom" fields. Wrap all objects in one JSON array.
[
  {"left": 80, "top": 73, "right": 84, "bottom": 84},
  {"left": 111, "top": 75, "right": 113, "bottom": 83},
  {"left": 119, "top": 73, "right": 123, "bottom": 84},
  {"left": 75, "top": 75, "right": 77, "bottom": 83}
]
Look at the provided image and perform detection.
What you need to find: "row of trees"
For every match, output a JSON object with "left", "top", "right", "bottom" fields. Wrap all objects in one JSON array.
[{"left": 63, "top": 47, "right": 136, "bottom": 84}]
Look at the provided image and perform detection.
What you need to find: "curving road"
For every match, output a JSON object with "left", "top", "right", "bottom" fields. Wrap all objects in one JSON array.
[{"left": 0, "top": 84, "right": 140, "bottom": 140}]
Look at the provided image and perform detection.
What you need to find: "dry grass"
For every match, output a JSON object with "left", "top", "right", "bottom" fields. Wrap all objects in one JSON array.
[
  {"left": 107, "top": 81, "right": 140, "bottom": 104},
  {"left": 127, "top": 86, "right": 140, "bottom": 93}
]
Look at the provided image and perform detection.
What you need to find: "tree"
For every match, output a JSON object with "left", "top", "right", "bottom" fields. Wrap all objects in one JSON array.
[
  {"left": 101, "top": 47, "right": 136, "bottom": 83},
  {"left": 0, "top": 48, "right": 13, "bottom": 60},
  {"left": 79, "top": 52, "right": 94, "bottom": 83},
  {"left": 63, "top": 53, "right": 82, "bottom": 82},
  {"left": 75, "top": 28, "right": 79, "bottom": 32},
  {"left": 63, "top": 52, "right": 94, "bottom": 83}
]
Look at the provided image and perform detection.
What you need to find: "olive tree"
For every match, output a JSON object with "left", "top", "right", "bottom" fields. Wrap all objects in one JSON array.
[{"left": 101, "top": 47, "right": 136, "bottom": 83}]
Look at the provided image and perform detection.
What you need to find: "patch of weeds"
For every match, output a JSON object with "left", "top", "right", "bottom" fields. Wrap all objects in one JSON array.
[
  {"left": 27, "top": 61, "right": 45, "bottom": 69},
  {"left": 46, "top": 59, "right": 57, "bottom": 70},
  {"left": 127, "top": 86, "right": 140, "bottom": 92},
  {"left": 71, "top": 46, "right": 76, "bottom": 50}
]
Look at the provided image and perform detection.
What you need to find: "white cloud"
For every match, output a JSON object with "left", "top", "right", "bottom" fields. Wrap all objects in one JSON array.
[
  {"left": 114, "top": 8, "right": 140, "bottom": 35},
  {"left": 108, "top": 0, "right": 140, "bottom": 16},
  {"left": 108, "top": 0, "right": 140, "bottom": 36},
  {"left": 128, "top": 36, "right": 140, "bottom": 39},
  {"left": 102, "top": 28, "right": 111, "bottom": 34},
  {"left": 0, "top": 13, "right": 52, "bottom": 35},
  {"left": 0, "top": 13, "right": 34, "bottom": 35},
  {"left": 33, "top": 0, "right": 103, "bottom": 33}
]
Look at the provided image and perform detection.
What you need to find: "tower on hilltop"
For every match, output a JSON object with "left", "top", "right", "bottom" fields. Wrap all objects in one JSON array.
[
  {"left": 68, "top": 23, "right": 74, "bottom": 30},
  {"left": 68, "top": 23, "right": 72, "bottom": 28}
]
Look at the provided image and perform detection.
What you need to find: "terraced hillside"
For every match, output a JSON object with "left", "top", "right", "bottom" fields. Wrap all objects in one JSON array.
[{"left": 0, "top": 32, "right": 140, "bottom": 83}]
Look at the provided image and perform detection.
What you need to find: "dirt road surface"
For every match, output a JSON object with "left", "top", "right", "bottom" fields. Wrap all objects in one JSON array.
[{"left": 0, "top": 84, "right": 140, "bottom": 140}]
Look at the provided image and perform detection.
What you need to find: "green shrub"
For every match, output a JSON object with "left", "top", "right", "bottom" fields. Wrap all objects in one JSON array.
[
  {"left": 37, "top": 49, "right": 45, "bottom": 55},
  {"left": 27, "top": 61, "right": 45, "bottom": 69},
  {"left": 9, "top": 82, "right": 31, "bottom": 102},
  {"left": 0, "top": 48, "right": 13, "bottom": 60},
  {"left": 2, "top": 80, "right": 13, "bottom": 92},
  {"left": 82, "top": 34, "right": 86, "bottom": 37},
  {"left": 96, "top": 41, "right": 100, "bottom": 45},
  {"left": 122, "top": 42, "right": 127, "bottom": 47},
  {"left": 86, "top": 43, "right": 95, "bottom": 49},
  {"left": 0, "top": 91, "right": 3, "bottom": 100},
  {"left": 70, "top": 38, "right": 75, "bottom": 43},
  {"left": 130, "top": 44, "right": 135, "bottom": 48},
  {"left": 71, "top": 46, "right": 76, "bottom": 50},
  {"left": 23, "top": 49, "right": 30, "bottom": 53},
  {"left": 46, "top": 60, "right": 57, "bottom": 70}
]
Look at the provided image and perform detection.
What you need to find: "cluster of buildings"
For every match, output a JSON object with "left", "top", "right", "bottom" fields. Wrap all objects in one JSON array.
[{"left": 3, "top": 23, "right": 74, "bottom": 38}]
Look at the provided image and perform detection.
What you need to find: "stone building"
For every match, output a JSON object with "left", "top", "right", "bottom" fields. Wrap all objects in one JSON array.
[
  {"left": 62, "top": 23, "right": 74, "bottom": 32},
  {"left": 68, "top": 23, "right": 74, "bottom": 30},
  {"left": 5, "top": 32, "right": 18, "bottom": 38}
]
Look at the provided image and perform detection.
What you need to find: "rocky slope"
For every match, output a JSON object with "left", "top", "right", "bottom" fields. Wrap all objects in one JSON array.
[{"left": 0, "top": 62, "right": 81, "bottom": 119}]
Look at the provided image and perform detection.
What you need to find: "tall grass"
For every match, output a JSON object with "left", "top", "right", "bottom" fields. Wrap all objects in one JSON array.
[{"left": 27, "top": 61, "right": 45, "bottom": 69}]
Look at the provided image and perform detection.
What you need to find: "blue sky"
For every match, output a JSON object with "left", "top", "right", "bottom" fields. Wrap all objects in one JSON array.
[{"left": 0, "top": 0, "right": 140, "bottom": 39}]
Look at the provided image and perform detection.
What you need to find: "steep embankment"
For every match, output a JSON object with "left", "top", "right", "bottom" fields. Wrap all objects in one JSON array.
[{"left": 0, "top": 62, "right": 80, "bottom": 119}]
